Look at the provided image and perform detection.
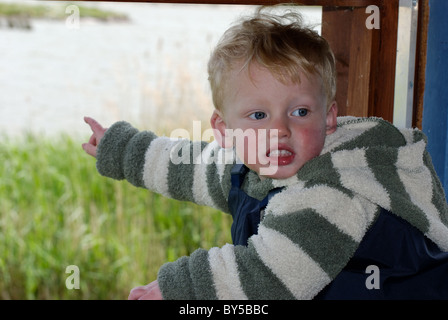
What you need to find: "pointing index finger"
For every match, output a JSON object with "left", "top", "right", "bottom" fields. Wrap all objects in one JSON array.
[{"left": 84, "top": 116, "right": 103, "bottom": 132}]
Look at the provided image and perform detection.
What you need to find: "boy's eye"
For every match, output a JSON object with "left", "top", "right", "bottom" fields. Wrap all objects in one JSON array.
[
  {"left": 292, "top": 108, "right": 308, "bottom": 117},
  {"left": 249, "top": 111, "right": 267, "bottom": 120}
]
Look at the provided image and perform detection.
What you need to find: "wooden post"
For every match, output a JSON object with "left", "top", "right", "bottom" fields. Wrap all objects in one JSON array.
[
  {"left": 321, "top": 7, "right": 353, "bottom": 117},
  {"left": 322, "top": 1, "right": 398, "bottom": 121},
  {"left": 368, "top": 0, "right": 399, "bottom": 122},
  {"left": 413, "top": 0, "right": 429, "bottom": 129}
]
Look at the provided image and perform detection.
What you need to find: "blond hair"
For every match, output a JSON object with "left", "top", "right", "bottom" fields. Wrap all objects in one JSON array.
[{"left": 208, "top": 7, "right": 336, "bottom": 110}]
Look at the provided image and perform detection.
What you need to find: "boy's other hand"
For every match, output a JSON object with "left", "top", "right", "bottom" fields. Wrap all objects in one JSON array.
[
  {"left": 82, "top": 116, "right": 107, "bottom": 158},
  {"left": 128, "top": 280, "right": 163, "bottom": 300}
]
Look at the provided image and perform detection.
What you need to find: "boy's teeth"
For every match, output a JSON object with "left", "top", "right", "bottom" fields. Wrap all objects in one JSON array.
[{"left": 269, "top": 150, "right": 292, "bottom": 157}]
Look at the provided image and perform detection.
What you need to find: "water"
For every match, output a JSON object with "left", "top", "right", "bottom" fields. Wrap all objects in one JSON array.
[{"left": 0, "top": 1, "right": 321, "bottom": 137}]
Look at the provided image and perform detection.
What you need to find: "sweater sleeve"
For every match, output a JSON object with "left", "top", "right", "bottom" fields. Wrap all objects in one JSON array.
[
  {"left": 157, "top": 184, "right": 379, "bottom": 300},
  {"left": 95, "top": 121, "right": 232, "bottom": 213}
]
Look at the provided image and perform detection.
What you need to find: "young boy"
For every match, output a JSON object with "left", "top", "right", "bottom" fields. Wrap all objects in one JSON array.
[{"left": 82, "top": 9, "right": 448, "bottom": 300}]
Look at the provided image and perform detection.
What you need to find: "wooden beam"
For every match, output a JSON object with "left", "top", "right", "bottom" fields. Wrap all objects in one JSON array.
[
  {"left": 321, "top": 7, "right": 352, "bottom": 116},
  {"left": 346, "top": 7, "right": 373, "bottom": 117},
  {"left": 322, "top": 3, "right": 398, "bottom": 121},
  {"left": 367, "top": 0, "right": 399, "bottom": 122},
  {"left": 413, "top": 0, "right": 429, "bottom": 129},
  {"left": 78, "top": 0, "right": 383, "bottom": 6}
]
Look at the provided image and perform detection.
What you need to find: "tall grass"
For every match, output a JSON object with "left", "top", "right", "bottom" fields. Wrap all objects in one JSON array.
[{"left": 0, "top": 133, "right": 232, "bottom": 299}]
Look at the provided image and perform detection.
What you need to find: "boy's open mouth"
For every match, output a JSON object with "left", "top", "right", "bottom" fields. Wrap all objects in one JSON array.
[{"left": 267, "top": 146, "right": 295, "bottom": 166}]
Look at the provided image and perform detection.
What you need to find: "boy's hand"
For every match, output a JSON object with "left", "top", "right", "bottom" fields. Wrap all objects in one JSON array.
[
  {"left": 82, "top": 116, "right": 107, "bottom": 158},
  {"left": 128, "top": 280, "right": 163, "bottom": 300}
]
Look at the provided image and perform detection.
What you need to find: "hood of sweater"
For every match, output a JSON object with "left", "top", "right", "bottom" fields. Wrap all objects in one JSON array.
[{"left": 249, "top": 116, "right": 448, "bottom": 251}]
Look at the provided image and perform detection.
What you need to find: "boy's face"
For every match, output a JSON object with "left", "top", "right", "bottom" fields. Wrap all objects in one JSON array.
[{"left": 211, "top": 62, "right": 337, "bottom": 179}]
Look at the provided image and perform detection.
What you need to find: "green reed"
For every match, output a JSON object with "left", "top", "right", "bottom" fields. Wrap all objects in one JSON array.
[{"left": 0, "top": 133, "right": 232, "bottom": 299}]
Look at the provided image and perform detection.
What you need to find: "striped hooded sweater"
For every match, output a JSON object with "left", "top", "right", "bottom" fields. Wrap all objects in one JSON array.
[{"left": 95, "top": 116, "right": 448, "bottom": 299}]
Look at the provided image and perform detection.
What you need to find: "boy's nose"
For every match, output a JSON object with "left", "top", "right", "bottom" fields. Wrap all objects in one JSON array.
[{"left": 269, "top": 117, "right": 291, "bottom": 139}]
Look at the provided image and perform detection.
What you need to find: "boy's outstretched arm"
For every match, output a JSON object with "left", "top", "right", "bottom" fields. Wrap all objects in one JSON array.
[
  {"left": 82, "top": 116, "right": 107, "bottom": 158},
  {"left": 82, "top": 119, "right": 231, "bottom": 212}
]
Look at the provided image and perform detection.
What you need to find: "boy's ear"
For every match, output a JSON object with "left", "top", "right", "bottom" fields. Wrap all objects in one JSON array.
[
  {"left": 210, "top": 110, "right": 231, "bottom": 148},
  {"left": 326, "top": 101, "right": 338, "bottom": 135}
]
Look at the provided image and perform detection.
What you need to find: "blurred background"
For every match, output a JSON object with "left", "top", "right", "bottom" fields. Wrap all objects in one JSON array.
[
  {"left": 0, "top": 0, "right": 321, "bottom": 136},
  {"left": 0, "top": 0, "right": 321, "bottom": 299}
]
